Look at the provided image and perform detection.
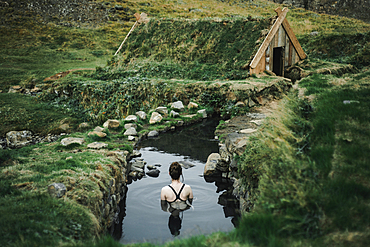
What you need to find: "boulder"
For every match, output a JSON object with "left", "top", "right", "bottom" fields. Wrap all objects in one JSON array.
[
  {"left": 128, "top": 136, "right": 136, "bottom": 141},
  {"left": 155, "top": 107, "right": 168, "bottom": 115},
  {"left": 146, "top": 169, "right": 160, "bottom": 177},
  {"left": 61, "top": 137, "right": 84, "bottom": 146},
  {"left": 125, "top": 115, "right": 138, "bottom": 122},
  {"left": 219, "top": 143, "right": 231, "bottom": 163},
  {"left": 6, "top": 130, "right": 33, "bottom": 148},
  {"left": 197, "top": 109, "right": 207, "bottom": 118},
  {"left": 170, "top": 110, "right": 180, "bottom": 118},
  {"left": 8, "top": 85, "right": 22, "bottom": 93},
  {"left": 87, "top": 142, "right": 108, "bottom": 149},
  {"left": 225, "top": 133, "right": 249, "bottom": 156},
  {"left": 48, "top": 183, "right": 66, "bottom": 198},
  {"left": 131, "top": 150, "right": 142, "bottom": 158},
  {"left": 147, "top": 165, "right": 157, "bottom": 170},
  {"left": 88, "top": 131, "right": 107, "bottom": 138},
  {"left": 124, "top": 127, "right": 137, "bottom": 136},
  {"left": 171, "top": 101, "right": 185, "bottom": 111},
  {"left": 124, "top": 123, "right": 137, "bottom": 129},
  {"left": 136, "top": 111, "right": 147, "bottom": 120},
  {"left": 149, "top": 112, "right": 163, "bottom": 124},
  {"left": 130, "top": 159, "right": 146, "bottom": 170},
  {"left": 94, "top": 126, "right": 105, "bottom": 132},
  {"left": 178, "top": 161, "right": 195, "bottom": 169},
  {"left": 188, "top": 102, "right": 198, "bottom": 109},
  {"left": 148, "top": 130, "right": 159, "bottom": 138},
  {"left": 78, "top": 122, "right": 90, "bottom": 130},
  {"left": 204, "top": 153, "right": 221, "bottom": 176},
  {"left": 103, "top": 119, "right": 120, "bottom": 129}
]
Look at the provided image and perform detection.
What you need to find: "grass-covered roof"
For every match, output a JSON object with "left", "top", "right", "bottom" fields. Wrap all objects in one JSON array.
[{"left": 114, "top": 16, "right": 275, "bottom": 80}]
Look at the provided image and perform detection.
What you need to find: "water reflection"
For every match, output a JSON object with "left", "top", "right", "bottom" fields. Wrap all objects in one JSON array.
[
  {"left": 161, "top": 200, "right": 192, "bottom": 236},
  {"left": 136, "top": 117, "right": 220, "bottom": 163}
]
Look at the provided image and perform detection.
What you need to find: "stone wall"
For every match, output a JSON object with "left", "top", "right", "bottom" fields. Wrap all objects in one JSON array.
[{"left": 270, "top": 0, "right": 370, "bottom": 23}]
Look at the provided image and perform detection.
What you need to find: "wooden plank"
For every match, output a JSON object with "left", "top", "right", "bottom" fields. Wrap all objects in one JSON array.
[
  {"left": 291, "top": 47, "right": 296, "bottom": 65},
  {"left": 294, "top": 49, "right": 300, "bottom": 64},
  {"left": 278, "top": 25, "right": 285, "bottom": 47},
  {"left": 250, "top": 53, "right": 266, "bottom": 74},
  {"left": 285, "top": 33, "right": 290, "bottom": 66},
  {"left": 288, "top": 40, "right": 293, "bottom": 66},
  {"left": 249, "top": 7, "right": 289, "bottom": 69},
  {"left": 275, "top": 7, "right": 307, "bottom": 60}
]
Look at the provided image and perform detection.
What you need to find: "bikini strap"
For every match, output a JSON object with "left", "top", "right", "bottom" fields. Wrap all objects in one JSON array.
[{"left": 168, "top": 184, "right": 186, "bottom": 200}]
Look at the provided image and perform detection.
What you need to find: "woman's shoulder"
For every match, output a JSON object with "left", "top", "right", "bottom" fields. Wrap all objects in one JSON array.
[{"left": 184, "top": 184, "right": 192, "bottom": 189}]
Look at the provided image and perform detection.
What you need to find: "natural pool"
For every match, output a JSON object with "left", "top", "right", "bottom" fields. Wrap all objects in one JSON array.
[{"left": 112, "top": 118, "right": 239, "bottom": 244}]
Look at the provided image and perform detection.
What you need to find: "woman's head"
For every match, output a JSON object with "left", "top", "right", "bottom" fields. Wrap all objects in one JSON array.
[{"left": 169, "top": 162, "right": 182, "bottom": 180}]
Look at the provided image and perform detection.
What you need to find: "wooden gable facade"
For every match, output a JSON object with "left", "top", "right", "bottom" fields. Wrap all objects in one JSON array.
[{"left": 248, "top": 7, "right": 306, "bottom": 76}]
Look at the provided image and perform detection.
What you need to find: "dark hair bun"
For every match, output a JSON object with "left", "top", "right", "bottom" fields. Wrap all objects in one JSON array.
[{"left": 169, "top": 162, "right": 182, "bottom": 180}]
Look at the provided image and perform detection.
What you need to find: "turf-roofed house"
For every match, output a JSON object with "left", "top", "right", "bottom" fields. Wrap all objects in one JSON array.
[{"left": 117, "top": 7, "right": 306, "bottom": 79}]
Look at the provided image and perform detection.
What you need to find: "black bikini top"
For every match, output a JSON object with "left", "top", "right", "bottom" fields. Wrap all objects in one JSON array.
[{"left": 168, "top": 184, "right": 186, "bottom": 203}]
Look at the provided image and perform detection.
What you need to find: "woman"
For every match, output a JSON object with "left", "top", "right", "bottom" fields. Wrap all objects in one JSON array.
[
  {"left": 161, "top": 162, "right": 193, "bottom": 211},
  {"left": 160, "top": 162, "right": 193, "bottom": 236}
]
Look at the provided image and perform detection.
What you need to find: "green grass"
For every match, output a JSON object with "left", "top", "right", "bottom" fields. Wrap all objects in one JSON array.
[
  {"left": 0, "top": 93, "right": 82, "bottom": 136},
  {"left": 228, "top": 68, "right": 370, "bottom": 246},
  {"left": 0, "top": 192, "right": 97, "bottom": 246}
]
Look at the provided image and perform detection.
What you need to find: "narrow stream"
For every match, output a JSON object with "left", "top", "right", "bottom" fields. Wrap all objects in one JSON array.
[{"left": 113, "top": 117, "right": 239, "bottom": 244}]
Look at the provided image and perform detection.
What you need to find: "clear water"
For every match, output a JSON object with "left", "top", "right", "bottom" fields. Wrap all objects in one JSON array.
[{"left": 116, "top": 118, "right": 239, "bottom": 244}]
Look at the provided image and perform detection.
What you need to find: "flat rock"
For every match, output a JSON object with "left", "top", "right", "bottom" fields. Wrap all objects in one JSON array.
[
  {"left": 188, "top": 102, "right": 198, "bottom": 109},
  {"left": 130, "top": 159, "right": 146, "bottom": 170},
  {"left": 124, "top": 123, "right": 137, "bottom": 129},
  {"left": 124, "top": 127, "right": 137, "bottom": 136},
  {"left": 155, "top": 107, "right": 168, "bottom": 115},
  {"left": 146, "top": 169, "right": 160, "bottom": 177},
  {"left": 88, "top": 131, "right": 107, "bottom": 138},
  {"left": 197, "top": 109, "right": 207, "bottom": 118},
  {"left": 148, "top": 130, "right": 159, "bottom": 138},
  {"left": 239, "top": 129, "right": 257, "bottom": 134},
  {"left": 61, "top": 137, "right": 84, "bottom": 146},
  {"left": 178, "top": 161, "right": 195, "bottom": 169},
  {"left": 125, "top": 115, "right": 138, "bottom": 122},
  {"left": 171, "top": 101, "right": 184, "bottom": 111},
  {"left": 94, "top": 126, "right": 105, "bottom": 132},
  {"left": 136, "top": 111, "right": 147, "bottom": 120},
  {"left": 87, "top": 142, "right": 108, "bottom": 149},
  {"left": 103, "top": 119, "right": 120, "bottom": 129},
  {"left": 128, "top": 136, "right": 136, "bottom": 141},
  {"left": 131, "top": 150, "right": 142, "bottom": 158},
  {"left": 147, "top": 165, "right": 157, "bottom": 170},
  {"left": 182, "top": 114, "right": 197, "bottom": 119},
  {"left": 78, "top": 122, "right": 90, "bottom": 129},
  {"left": 250, "top": 120, "right": 263, "bottom": 126},
  {"left": 170, "top": 110, "right": 180, "bottom": 118}
]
